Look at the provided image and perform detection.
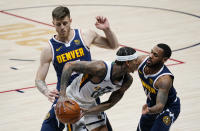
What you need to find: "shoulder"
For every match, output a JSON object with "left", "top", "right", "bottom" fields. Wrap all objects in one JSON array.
[
  {"left": 79, "top": 29, "right": 97, "bottom": 47},
  {"left": 90, "top": 60, "right": 106, "bottom": 69},
  {"left": 138, "top": 55, "right": 148, "bottom": 63},
  {"left": 80, "top": 29, "right": 97, "bottom": 38},
  {"left": 136, "top": 55, "right": 148, "bottom": 68},
  {"left": 155, "top": 75, "right": 173, "bottom": 89},
  {"left": 42, "top": 44, "right": 52, "bottom": 54},
  {"left": 40, "top": 44, "right": 52, "bottom": 62}
]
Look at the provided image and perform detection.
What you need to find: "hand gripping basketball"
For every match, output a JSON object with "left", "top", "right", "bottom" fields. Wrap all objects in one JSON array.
[{"left": 55, "top": 97, "right": 81, "bottom": 124}]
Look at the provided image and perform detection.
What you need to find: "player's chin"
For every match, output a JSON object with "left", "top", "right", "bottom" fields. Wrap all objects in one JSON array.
[{"left": 146, "top": 62, "right": 152, "bottom": 67}]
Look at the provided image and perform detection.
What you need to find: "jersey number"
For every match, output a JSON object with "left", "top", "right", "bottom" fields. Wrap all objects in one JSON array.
[{"left": 91, "top": 86, "right": 113, "bottom": 98}]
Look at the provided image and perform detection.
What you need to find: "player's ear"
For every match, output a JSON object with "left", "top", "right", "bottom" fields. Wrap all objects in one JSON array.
[
  {"left": 125, "top": 61, "right": 130, "bottom": 67},
  {"left": 163, "top": 57, "right": 168, "bottom": 63}
]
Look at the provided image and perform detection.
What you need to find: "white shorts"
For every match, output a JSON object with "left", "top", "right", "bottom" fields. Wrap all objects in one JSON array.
[
  {"left": 84, "top": 112, "right": 106, "bottom": 130},
  {"left": 67, "top": 94, "right": 107, "bottom": 130}
]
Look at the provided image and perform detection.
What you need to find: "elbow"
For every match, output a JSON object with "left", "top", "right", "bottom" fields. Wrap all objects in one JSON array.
[
  {"left": 108, "top": 102, "right": 114, "bottom": 109},
  {"left": 35, "top": 80, "right": 39, "bottom": 88},
  {"left": 112, "top": 43, "right": 120, "bottom": 49},
  {"left": 157, "top": 104, "right": 165, "bottom": 113},
  {"left": 103, "top": 102, "right": 114, "bottom": 110}
]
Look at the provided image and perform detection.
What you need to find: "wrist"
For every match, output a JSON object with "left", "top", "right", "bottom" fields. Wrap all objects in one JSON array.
[
  {"left": 103, "top": 26, "right": 111, "bottom": 32},
  {"left": 43, "top": 89, "right": 49, "bottom": 97},
  {"left": 59, "top": 92, "right": 66, "bottom": 97}
]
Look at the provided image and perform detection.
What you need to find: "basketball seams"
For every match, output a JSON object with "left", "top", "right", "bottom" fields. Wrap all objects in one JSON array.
[{"left": 55, "top": 99, "right": 81, "bottom": 124}]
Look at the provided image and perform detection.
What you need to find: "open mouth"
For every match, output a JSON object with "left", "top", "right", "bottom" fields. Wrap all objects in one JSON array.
[{"left": 147, "top": 58, "right": 152, "bottom": 64}]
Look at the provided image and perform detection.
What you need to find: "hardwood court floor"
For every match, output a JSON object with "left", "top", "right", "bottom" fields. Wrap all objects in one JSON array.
[{"left": 0, "top": 0, "right": 200, "bottom": 130}]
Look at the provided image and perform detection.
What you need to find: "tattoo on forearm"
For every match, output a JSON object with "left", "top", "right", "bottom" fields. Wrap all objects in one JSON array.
[
  {"left": 157, "top": 91, "right": 168, "bottom": 106},
  {"left": 35, "top": 80, "right": 48, "bottom": 95},
  {"left": 60, "top": 68, "right": 72, "bottom": 95}
]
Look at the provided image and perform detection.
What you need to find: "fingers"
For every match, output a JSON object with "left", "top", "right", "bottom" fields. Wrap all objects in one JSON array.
[
  {"left": 80, "top": 107, "right": 88, "bottom": 117},
  {"left": 50, "top": 89, "right": 59, "bottom": 98},
  {"left": 66, "top": 99, "right": 75, "bottom": 105},
  {"left": 96, "top": 16, "right": 107, "bottom": 23},
  {"left": 142, "top": 104, "right": 149, "bottom": 114},
  {"left": 47, "top": 89, "right": 59, "bottom": 103},
  {"left": 48, "top": 97, "right": 55, "bottom": 103}
]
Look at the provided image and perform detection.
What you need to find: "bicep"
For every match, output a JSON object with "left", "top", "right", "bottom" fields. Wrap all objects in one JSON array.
[
  {"left": 156, "top": 75, "right": 172, "bottom": 106},
  {"left": 92, "top": 34, "right": 110, "bottom": 49},
  {"left": 63, "top": 61, "right": 105, "bottom": 76},
  {"left": 156, "top": 88, "right": 169, "bottom": 106},
  {"left": 35, "top": 47, "right": 52, "bottom": 81},
  {"left": 82, "top": 29, "right": 110, "bottom": 49}
]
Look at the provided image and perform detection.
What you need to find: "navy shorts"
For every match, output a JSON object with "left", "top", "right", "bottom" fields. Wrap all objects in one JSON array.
[{"left": 137, "top": 97, "right": 180, "bottom": 131}]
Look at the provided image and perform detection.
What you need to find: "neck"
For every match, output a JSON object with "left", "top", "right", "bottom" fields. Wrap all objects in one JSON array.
[
  {"left": 56, "top": 28, "right": 72, "bottom": 43},
  {"left": 145, "top": 63, "right": 163, "bottom": 75}
]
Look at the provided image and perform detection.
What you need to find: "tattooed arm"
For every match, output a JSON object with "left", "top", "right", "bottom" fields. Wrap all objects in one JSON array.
[
  {"left": 59, "top": 60, "right": 106, "bottom": 96},
  {"left": 142, "top": 75, "right": 172, "bottom": 114},
  {"left": 82, "top": 73, "right": 133, "bottom": 115},
  {"left": 35, "top": 45, "right": 59, "bottom": 103}
]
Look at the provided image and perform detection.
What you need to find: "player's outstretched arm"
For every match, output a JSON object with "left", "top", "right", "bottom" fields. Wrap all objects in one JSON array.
[{"left": 82, "top": 73, "right": 133, "bottom": 115}]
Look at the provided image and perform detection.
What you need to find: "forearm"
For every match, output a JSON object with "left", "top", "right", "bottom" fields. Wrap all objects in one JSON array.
[
  {"left": 147, "top": 85, "right": 169, "bottom": 114},
  {"left": 103, "top": 28, "right": 119, "bottom": 49},
  {"left": 147, "top": 103, "right": 164, "bottom": 114},
  {"left": 84, "top": 90, "right": 124, "bottom": 115},
  {"left": 60, "top": 66, "right": 73, "bottom": 96},
  {"left": 35, "top": 80, "right": 48, "bottom": 96},
  {"left": 85, "top": 102, "right": 111, "bottom": 115}
]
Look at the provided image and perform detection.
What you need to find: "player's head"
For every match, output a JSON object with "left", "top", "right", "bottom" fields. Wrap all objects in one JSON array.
[
  {"left": 115, "top": 46, "right": 138, "bottom": 73},
  {"left": 52, "top": 6, "right": 71, "bottom": 20},
  {"left": 52, "top": 6, "right": 72, "bottom": 37},
  {"left": 146, "top": 43, "right": 172, "bottom": 67}
]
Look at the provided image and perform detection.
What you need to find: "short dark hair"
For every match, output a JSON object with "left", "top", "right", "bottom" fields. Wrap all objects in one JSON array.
[
  {"left": 157, "top": 43, "right": 172, "bottom": 58},
  {"left": 115, "top": 47, "right": 136, "bottom": 65},
  {"left": 52, "top": 6, "right": 70, "bottom": 20}
]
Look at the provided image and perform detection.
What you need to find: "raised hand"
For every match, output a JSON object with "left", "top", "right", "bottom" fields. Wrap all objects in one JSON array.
[{"left": 95, "top": 16, "right": 110, "bottom": 30}]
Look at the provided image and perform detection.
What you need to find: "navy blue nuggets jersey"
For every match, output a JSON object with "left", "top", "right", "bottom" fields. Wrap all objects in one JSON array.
[
  {"left": 138, "top": 57, "right": 177, "bottom": 108},
  {"left": 49, "top": 29, "right": 91, "bottom": 91}
]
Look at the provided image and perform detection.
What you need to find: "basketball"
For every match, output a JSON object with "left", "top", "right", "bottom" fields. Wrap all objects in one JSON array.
[{"left": 55, "top": 99, "right": 81, "bottom": 124}]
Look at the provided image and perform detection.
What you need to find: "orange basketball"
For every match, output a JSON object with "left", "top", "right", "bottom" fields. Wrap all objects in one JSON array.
[{"left": 55, "top": 99, "right": 81, "bottom": 124}]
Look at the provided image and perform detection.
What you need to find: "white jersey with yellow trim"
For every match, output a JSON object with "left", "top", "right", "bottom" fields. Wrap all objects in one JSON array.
[{"left": 66, "top": 61, "right": 124, "bottom": 104}]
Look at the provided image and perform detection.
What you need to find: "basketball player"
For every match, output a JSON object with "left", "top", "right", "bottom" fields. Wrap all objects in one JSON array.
[
  {"left": 57, "top": 47, "right": 138, "bottom": 131},
  {"left": 35, "top": 6, "right": 119, "bottom": 131},
  {"left": 135, "top": 43, "right": 180, "bottom": 131}
]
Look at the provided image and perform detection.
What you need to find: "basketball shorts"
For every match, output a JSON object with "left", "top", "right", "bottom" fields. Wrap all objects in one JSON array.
[
  {"left": 41, "top": 99, "right": 112, "bottom": 131},
  {"left": 137, "top": 97, "right": 180, "bottom": 131},
  {"left": 68, "top": 94, "right": 110, "bottom": 131}
]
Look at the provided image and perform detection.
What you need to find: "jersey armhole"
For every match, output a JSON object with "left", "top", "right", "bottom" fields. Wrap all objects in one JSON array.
[
  {"left": 48, "top": 40, "right": 54, "bottom": 63},
  {"left": 153, "top": 73, "right": 173, "bottom": 90},
  {"left": 78, "top": 29, "right": 90, "bottom": 52}
]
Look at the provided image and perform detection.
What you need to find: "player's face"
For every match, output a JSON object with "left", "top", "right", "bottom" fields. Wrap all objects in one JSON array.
[
  {"left": 53, "top": 16, "right": 72, "bottom": 37},
  {"left": 146, "top": 46, "right": 165, "bottom": 67},
  {"left": 127, "top": 59, "right": 138, "bottom": 73}
]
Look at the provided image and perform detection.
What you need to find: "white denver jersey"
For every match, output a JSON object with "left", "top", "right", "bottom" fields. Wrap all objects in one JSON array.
[{"left": 66, "top": 61, "right": 124, "bottom": 104}]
